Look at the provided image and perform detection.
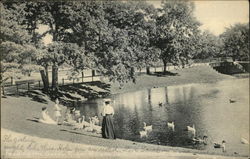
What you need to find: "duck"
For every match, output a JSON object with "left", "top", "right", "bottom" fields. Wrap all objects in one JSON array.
[
  {"left": 229, "top": 99, "right": 236, "bottom": 103},
  {"left": 241, "top": 137, "right": 249, "bottom": 144},
  {"left": 143, "top": 122, "right": 152, "bottom": 132},
  {"left": 158, "top": 102, "right": 163, "bottom": 107},
  {"left": 192, "top": 136, "right": 208, "bottom": 145},
  {"left": 187, "top": 124, "right": 196, "bottom": 136},
  {"left": 139, "top": 130, "right": 148, "bottom": 138},
  {"left": 167, "top": 121, "right": 175, "bottom": 131},
  {"left": 214, "top": 140, "right": 226, "bottom": 152}
]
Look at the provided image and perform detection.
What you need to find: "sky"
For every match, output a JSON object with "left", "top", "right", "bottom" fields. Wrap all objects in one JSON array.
[
  {"left": 42, "top": 1, "right": 249, "bottom": 45},
  {"left": 148, "top": 0, "right": 249, "bottom": 35}
]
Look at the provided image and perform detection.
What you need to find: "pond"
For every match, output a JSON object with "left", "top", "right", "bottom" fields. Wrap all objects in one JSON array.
[{"left": 73, "top": 78, "right": 249, "bottom": 156}]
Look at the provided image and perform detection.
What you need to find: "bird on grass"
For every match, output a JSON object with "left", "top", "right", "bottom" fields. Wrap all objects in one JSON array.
[{"left": 214, "top": 140, "right": 226, "bottom": 152}]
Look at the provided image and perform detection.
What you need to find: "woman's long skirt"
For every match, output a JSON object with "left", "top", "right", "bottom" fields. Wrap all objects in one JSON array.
[{"left": 102, "top": 115, "right": 116, "bottom": 139}]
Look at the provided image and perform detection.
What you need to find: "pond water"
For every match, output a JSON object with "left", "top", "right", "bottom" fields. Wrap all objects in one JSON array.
[{"left": 73, "top": 78, "right": 249, "bottom": 156}]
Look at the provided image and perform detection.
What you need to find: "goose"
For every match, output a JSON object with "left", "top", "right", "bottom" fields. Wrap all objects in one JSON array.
[
  {"left": 241, "top": 137, "right": 249, "bottom": 144},
  {"left": 139, "top": 130, "right": 148, "bottom": 138},
  {"left": 229, "top": 99, "right": 236, "bottom": 103},
  {"left": 81, "top": 115, "right": 90, "bottom": 127},
  {"left": 92, "top": 124, "right": 102, "bottom": 134},
  {"left": 167, "top": 121, "right": 175, "bottom": 131},
  {"left": 91, "top": 116, "right": 100, "bottom": 125},
  {"left": 214, "top": 140, "right": 226, "bottom": 152},
  {"left": 84, "top": 118, "right": 94, "bottom": 132},
  {"left": 187, "top": 124, "right": 196, "bottom": 136},
  {"left": 75, "top": 110, "right": 81, "bottom": 116},
  {"left": 192, "top": 136, "right": 208, "bottom": 145},
  {"left": 143, "top": 122, "right": 152, "bottom": 132}
]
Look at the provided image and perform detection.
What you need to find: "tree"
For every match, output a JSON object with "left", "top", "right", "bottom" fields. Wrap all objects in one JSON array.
[
  {"left": 193, "top": 31, "right": 222, "bottom": 60},
  {"left": 155, "top": 0, "right": 200, "bottom": 72},
  {"left": 0, "top": 2, "right": 36, "bottom": 86},
  {"left": 220, "top": 23, "right": 249, "bottom": 61}
]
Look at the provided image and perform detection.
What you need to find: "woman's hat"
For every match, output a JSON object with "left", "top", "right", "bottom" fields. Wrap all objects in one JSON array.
[
  {"left": 103, "top": 98, "right": 111, "bottom": 104},
  {"left": 103, "top": 98, "right": 111, "bottom": 102}
]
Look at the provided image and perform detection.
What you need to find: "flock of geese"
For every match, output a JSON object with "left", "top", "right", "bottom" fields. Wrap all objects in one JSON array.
[
  {"left": 139, "top": 121, "right": 249, "bottom": 153},
  {"left": 65, "top": 114, "right": 102, "bottom": 134}
]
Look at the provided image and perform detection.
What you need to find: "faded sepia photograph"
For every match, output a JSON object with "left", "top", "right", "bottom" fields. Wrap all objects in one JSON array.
[{"left": 1, "top": 0, "right": 249, "bottom": 159}]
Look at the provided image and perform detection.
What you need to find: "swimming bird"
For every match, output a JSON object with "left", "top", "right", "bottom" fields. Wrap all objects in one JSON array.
[
  {"left": 187, "top": 124, "right": 196, "bottom": 136},
  {"left": 143, "top": 122, "right": 152, "bottom": 132},
  {"left": 167, "top": 121, "right": 175, "bottom": 131},
  {"left": 214, "top": 140, "right": 226, "bottom": 152},
  {"left": 229, "top": 99, "right": 236, "bottom": 103},
  {"left": 139, "top": 130, "right": 148, "bottom": 138},
  {"left": 192, "top": 136, "right": 208, "bottom": 145},
  {"left": 158, "top": 102, "right": 163, "bottom": 107},
  {"left": 241, "top": 137, "right": 249, "bottom": 144}
]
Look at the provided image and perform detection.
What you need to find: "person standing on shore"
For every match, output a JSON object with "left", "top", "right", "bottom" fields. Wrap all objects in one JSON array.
[{"left": 101, "top": 99, "right": 116, "bottom": 139}]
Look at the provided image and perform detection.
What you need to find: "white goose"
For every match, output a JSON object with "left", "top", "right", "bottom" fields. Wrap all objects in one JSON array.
[
  {"left": 187, "top": 124, "right": 196, "bottom": 136},
  {"left": 192, "top": 136, "right": 208, "bottom": 145},
  {"left": 143, "top": 122, "right": 152, "bottom": 132},
  {"left": 167, "top": 121, "right": 175, "bottom": 131},
  {"left": 91, "top": 116, "right": 100, "bottom": 125},
  {"left": 81, "top": 115, "right": 90, "bottom": 127},
  {"left": 84, "top": 118, "right": 94, "bottom": 132},
  {"left": 139, "top": 130, "right": 148, "bottom": 138}
]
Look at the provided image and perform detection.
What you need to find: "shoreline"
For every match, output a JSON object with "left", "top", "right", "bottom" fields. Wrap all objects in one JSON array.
[{"left": 1, "top": 66, "right": 249, "bottom": 158}]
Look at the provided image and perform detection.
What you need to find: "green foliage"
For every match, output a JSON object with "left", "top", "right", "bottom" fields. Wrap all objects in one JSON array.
[{"left": 220, "top": 23, "right": 249, "bottom": 61}]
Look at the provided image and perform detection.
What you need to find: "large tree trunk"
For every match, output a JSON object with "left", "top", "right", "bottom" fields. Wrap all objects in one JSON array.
[
  {"left": 146, "top": 66, "right": 150, "bottom": 75},
  {"left": 163, "top": 60, "right": 167, "bottom": 73},
  {"left": 40, "top": 69, "right": 49, "bottom": 92},
  {"left": 52, "top": 64, "right": 59, "bottom": 90}
]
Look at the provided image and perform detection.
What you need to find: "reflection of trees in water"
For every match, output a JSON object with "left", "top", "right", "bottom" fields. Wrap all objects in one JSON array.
[
  {"left": 113, "top": 104, "right": 126, "bottom": 138},
  {"left": 165, "top": 87, "right": 169, "bottom": 104},
  {"left": 165, "top": 86, "right": 208, "bottom": 148}
]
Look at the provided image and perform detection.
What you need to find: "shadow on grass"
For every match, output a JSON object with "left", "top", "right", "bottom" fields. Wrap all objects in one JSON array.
[
  {"left": 60, "top": 129, "right": 102, "bottom": 138},
  {"left": 149, "top": 71, "right": 179, "bottom": 77},
  {"left": 3, "top": 81, "right": 111, "bottom": 106}
]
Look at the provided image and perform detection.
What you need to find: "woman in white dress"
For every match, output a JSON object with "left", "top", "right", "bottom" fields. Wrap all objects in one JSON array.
[
  {"left": 101, "top": 99, "right": 116, "bottom": 139},
  {"left": 54, "top": 98, "right": 62, "bottom": 124},
  {"left": 38, "top": 107, "right": 57, "bottom": 125}
]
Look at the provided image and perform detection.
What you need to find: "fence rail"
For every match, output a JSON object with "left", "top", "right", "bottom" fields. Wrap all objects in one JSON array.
[{"left": 2, "top": 64, "right": 210, "bottom": 95}]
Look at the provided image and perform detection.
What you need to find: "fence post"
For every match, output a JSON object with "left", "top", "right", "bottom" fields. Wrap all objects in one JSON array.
[
  {"left": 16, "top": 84, "right": 19, "bottom": 95},
  {"left": 82, "top": 71, "right": 84, "bottom": 83},
  {"left": 38, "top": 81, "right": 41, "bottom": 89},
  {"left": 92, "top": 70, "right": 95, "bottom": 82},
  {"left": 154, "top": 67, "right": 156, "bottom": 73},
  {"left": 2, "top": 85, "right": 5, "bottom": 96},
  {"left": 73, "top": 79, "right": 75, "bottom": 84},
  {"left": 11, "top": 77, "right": 13, "bottom": 85},
  {"left": 28, "top": 82, "right": 30, "bottom": 91},
  {"left": 62, "top": 78, "right": 64, "bottom": 85}
]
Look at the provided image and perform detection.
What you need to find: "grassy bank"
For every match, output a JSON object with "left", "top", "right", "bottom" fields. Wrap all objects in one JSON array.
[
  {"left": 2, "top": 65, "right": 246, "bottom": 158},
  {"left": 108, "top": 65, "right": 235, "bottom": 95}
]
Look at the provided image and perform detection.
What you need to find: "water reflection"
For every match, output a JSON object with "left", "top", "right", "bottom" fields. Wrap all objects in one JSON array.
[{"left": 71, "top": 79, "right": 249, "bottom": 155}]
